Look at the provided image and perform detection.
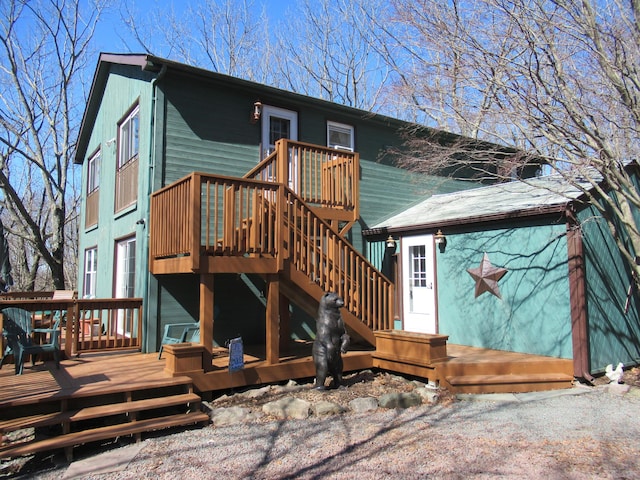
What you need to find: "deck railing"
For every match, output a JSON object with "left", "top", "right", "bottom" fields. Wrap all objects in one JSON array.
[
  {"left": 245, "top": 139, "right": 359, "bottom": 216},
  {"left": 0, "top": 297, "right": 143, "bottom": 359},
  {"left": 150, "top": 171, "right": 393, "bottom": 332},
  {"left": 283, "top": 188, "right": 393, "bottom": 331}
]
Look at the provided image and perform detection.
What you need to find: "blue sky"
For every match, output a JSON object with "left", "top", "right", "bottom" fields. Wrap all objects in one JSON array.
[{"left": 94, "top": 0, "right": 291, "bottom": 53}]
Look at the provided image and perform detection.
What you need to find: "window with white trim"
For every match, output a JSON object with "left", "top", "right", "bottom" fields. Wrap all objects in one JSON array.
[
  {"left": 327, "top": 121, "right": 354, "bottom": 151},
  {"left": 115, "top": 105, "right": 139, "bottom": 212},
  {"left": 87, "top": 150, "right": 101, "bottom": 194},
  {"left": 85, "top": 149, "right": 101, "bottom": 228},
  {"left": 118, "top": 106, "right": 139, "bottom": 169},
  {"left": 83, "top": 247, "right": 97, "bottom": 298}
]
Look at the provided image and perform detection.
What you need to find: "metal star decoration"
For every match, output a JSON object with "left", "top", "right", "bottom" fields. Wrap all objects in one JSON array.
[{"left": 467, "top": 253, "right": 508, "bottom": 298}]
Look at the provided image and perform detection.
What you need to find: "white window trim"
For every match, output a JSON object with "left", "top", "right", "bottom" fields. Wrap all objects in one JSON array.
[
  {"left": 83, "top": 247, "right": 97, "bottom": 298},
  {"left": 87, "top": 149, "right": 101, "bottom": 194},
  {"left": 327, "top": 121, "right": 354, "bottom": 151},
  {"left": 118, "top": 105, "right": 139, "bottom": 169}
]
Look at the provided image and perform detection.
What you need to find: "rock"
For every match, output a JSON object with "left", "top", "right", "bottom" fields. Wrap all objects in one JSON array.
[
  {"left": 416, "top": 387, "right": 439, "bottom": 404},
  {"left": 210, "top": 406, "right": 255, "bottom": 426},
  {"left": 262, "top": 397, "right": 311, "bottom": 419},
  {"left": 378, "top": 392, "right": 423, "bottom": 409},
  {"left": 238, "top": 385, "right": 271, "bottom": 399},
  {"left": 313, "top": 401, "right": 345, "bottom": 416},
  {"left": 348, "top": 397, "right": 379, "bottom": 413}
]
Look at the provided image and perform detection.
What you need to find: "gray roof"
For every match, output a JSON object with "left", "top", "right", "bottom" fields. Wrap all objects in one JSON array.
[{"left": 370, "top": 175, "right": 587, "bottom": 232}]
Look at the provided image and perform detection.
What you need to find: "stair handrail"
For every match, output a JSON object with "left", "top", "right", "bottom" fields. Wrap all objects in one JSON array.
[{"left": 281, "top": 185, "right": 393, "bottom": 332}]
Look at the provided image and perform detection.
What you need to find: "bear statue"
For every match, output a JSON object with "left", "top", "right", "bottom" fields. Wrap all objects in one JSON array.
[{"left": 312, "top": 292, "right": 350, "bottom": 390}]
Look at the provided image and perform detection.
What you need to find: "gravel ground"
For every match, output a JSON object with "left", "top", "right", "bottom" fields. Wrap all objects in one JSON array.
[{"left": 4, "top": 373, "right": 640, "bottom": 479}]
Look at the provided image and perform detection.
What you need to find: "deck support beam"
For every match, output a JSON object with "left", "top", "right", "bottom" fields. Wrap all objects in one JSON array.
[
  {"left": 199, "top": 274, "right": 214, "bottom": 370},
  {"left": 265, "top": 274, "right": 280, "bottom": 364},
  {"left": 567, "top": 213, "right": 589, "bottom": 379}
]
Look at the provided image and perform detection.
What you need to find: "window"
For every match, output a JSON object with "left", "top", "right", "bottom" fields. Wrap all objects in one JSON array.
[
  {"left": 115, "top": 237, "right": 136, "bottom": 299},
  {"left": 327, "top": 121, "right": 354, "bottom": 151},
  {"left": 87, "top": 150, "right": 101, "bottom": 194},
  {"left": 409, "top": 245, "right": 428, "bottom": 287},
  {"left": 261, "top": 105, "right": 298, "bottom": 158},
  {"left": 118, "top": 106, "right": 139, "bottom": 168},
  {"left": 83, "top": 247, "right": 97, "bottom": 298},
  {"left": 115, "top": 105, "right": 140, "bottom": 212},
  {"left": 85, "top": 150, "right": 100, "bottom": 228}
]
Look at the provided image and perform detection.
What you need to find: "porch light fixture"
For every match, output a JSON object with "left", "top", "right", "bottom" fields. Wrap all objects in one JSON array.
[
  {"left": 251, "top": 100, "right": 262, "bottom": 123},
  {"left": 434, "top": 230, "right": 447, "bottom": 253},
  {"left": 386, "top": 235, "right": 397, "bottom": 250}
]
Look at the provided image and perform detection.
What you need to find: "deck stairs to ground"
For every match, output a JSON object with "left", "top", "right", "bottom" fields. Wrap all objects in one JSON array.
[{"left": 0, "top": 372, "right": 208, "bottom": 461}]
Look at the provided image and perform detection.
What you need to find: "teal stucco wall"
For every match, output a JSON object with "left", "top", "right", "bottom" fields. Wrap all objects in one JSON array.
[
  {"left": 434, "top": 221, "right": 573, "bottom": 358},
  {"left": 579, "top": 204, "right": 640, "bottom": 372}
]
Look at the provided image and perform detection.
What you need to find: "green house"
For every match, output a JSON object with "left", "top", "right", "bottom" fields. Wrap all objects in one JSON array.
[
  {"left": 366, "top": 174, "right": 640, "bottom": 379},
  {"left": 74, "top": 53, "right": 491, "bottom": 362}
]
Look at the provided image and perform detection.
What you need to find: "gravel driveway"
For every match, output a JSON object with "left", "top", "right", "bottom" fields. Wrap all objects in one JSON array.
[{"left": 10, "top": 382, "right": 640, "bottom": 480}]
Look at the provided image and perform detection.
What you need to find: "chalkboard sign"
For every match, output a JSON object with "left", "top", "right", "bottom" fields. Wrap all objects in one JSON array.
[{"left": 228, "top": 337, "right": 244, "bottom": 372}]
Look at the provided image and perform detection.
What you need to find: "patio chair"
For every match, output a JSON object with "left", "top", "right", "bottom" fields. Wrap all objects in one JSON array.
[
  {"left": 158, "top": 322, "right": 201, "bottom": 359},
  {"left": 1, "top": 307, "right": 61, "bottom": 375}
]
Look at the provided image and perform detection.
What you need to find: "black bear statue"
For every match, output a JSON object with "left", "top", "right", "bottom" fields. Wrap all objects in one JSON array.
[{"left": 312, "top": 292, "right": 350, "bottom": 390}]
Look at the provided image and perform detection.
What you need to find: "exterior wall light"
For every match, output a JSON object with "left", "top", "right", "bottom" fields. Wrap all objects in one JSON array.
[
  {"left": 386, "top": 235, "right": 397, "bottom": 250},
  {"left": 251, "top": 100, "right": 262, "bottom": 123},
  {"left": 434, "top": 229, "right": 447, "bottom": 253}
]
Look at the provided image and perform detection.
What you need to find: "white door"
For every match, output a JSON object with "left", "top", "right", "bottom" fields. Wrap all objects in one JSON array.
[
  {"left": 114, "top": 236, "right": 136, "bottom": 336},
  {"left": 261, "top": 105, "right": 298, "bottom": 190},
  {"left": 402, "top": 235, "right": 437, "bottom": 333}
]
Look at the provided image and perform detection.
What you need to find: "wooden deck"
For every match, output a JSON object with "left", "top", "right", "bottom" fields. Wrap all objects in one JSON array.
[{"left": 0, "top": 340, "right": 575, "bottom": 460}]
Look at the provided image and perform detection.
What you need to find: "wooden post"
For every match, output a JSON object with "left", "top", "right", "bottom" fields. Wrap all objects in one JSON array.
[
  {"left": 567, "top": 215, "right": 589, "bottom": 379},
  {"left": 265, "top": 274, "right": 280, "bottom": 365},
  {"left": 199, "top": 274, "right": 214, "bottom": 370},
  {"left": 190, "top": 173, "right": 202, "bottom": 271}
]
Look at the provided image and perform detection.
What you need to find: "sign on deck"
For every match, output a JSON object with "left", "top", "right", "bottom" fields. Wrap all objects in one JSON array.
[{"left": 228, "top": 337, "right": 244, "bottom": 372}]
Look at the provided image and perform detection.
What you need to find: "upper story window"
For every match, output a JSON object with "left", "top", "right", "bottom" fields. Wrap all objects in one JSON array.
[
  {"left": 118, "top": 105, "right": 139, "bottom": 168},
  {"left": 87, "top": 149, "right": 101, "bottom": 194},
  {"left": 327, "top": 121, "right": 354, "bottom": 152},
  {"left": 85, "top": 149, "right": 101, "bottom": 229},
  {"left": 115, "top": 104, "right": 140, "bottom": 213}
]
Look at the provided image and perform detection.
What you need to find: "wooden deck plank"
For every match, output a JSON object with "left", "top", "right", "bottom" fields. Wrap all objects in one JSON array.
[{"left": 0, "top": 352, "right": 192, "bottom": 409}]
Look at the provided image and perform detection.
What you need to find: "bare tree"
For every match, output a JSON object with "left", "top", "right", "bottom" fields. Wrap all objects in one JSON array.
[
  {"left": 272, "top": 0, "right": 390, "bottom": 110},
  {"left": 0, "top": 0, "right": 104, "bottom": 290},
  {"left": 372, "top": 0, "right": 640, "bottom": 282},
  {"left": 121, "top": 0, "right": 273, "bottom": 83}
]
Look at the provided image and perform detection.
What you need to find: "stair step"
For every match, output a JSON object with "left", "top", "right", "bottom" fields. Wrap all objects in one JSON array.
[
  {"left": 446, "top": 373, "right": 574, "bottom": 386},
  {"left": 0, "top": 393, "right": 202, "bottom": 433},
  {"left": 0, "top": 411, "right": 210, "bottom": 459}
]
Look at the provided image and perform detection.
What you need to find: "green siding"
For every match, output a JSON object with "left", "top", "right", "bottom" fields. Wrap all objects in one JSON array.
[
  {"left": 79, "top": 61, "right": 484, "bottom": 354},
  {"left": 579, "top": 204, "right": 640, "bottom": 371},
  {"left": 435, "top": 222, "right": 573, "bottom": 358},
  {"left": 77, "top": 65, "right": 155, "bottom": 303}
]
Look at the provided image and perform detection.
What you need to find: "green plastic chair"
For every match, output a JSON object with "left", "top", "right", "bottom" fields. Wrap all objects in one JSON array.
[
  {"left": 1, "top": 307, "right": 61, "bottom": 375},
  {"left": 158, "top": 322, "right": 201, "bottom": 359}
]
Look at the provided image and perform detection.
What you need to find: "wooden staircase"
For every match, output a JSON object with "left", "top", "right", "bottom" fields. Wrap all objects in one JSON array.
[
  {"left": 149, "top": 140, "right": 575, "bottom": 395},
  {"left": 0, "top": 356, "right": 209, "bottom": 461}
]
